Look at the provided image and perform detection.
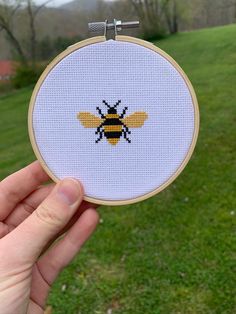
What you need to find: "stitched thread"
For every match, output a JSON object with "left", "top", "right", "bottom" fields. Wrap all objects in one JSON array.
[{"left": 77, "top": 100, "right": 148, "bottom": 145}]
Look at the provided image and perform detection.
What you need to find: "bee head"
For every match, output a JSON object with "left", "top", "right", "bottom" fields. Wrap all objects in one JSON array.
[
  {"left": 103, "top": 100, "right": 121, "bottom": 114},
  {"left": 108, "top": 107, "right": 117, "bottom": 114}
]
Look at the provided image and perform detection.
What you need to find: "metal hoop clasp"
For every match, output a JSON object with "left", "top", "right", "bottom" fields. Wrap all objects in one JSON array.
[{"left": 88, "top": 19, "right": 139, "bottom": 40}]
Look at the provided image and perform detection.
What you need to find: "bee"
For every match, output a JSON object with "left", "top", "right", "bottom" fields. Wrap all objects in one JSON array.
[{"left": 77, "top": 100, "right": 148, "bottom": 145}]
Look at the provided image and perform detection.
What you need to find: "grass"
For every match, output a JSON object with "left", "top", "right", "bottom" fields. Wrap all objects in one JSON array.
[{"left": 0, "top": 24, "right": 236, "bottom": 313}]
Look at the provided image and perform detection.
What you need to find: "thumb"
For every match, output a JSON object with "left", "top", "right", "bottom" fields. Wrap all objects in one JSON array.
[{"left": 5, "top": 178, "right": 83, "bottom": 263}]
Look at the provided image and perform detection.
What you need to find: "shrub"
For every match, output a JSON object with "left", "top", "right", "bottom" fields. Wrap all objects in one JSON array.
[{"left": 11, "top": 65, "right": 43, "bottom": 89}]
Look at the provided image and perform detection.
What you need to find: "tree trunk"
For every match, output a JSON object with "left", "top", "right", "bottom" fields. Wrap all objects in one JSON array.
[
  {"left": 164, "top": 0, "right": 179, "bottom": 34},
  {"left": 3, "top": 26, "right": 27, "bottom": 64},
  {"left": 172, "top": 0, "right": 178, "bottom": 33},
  {"left": 27, "top": 0, "right": 36, "bottom": 67}
]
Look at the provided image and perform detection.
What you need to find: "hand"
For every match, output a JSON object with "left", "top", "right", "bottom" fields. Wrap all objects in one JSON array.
[{"left": 0, "top": 161, "right": 99, "bottom": 314}]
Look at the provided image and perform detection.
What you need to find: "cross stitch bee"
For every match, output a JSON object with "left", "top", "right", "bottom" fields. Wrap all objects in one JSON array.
[{"left": 77, "top": 100, "right": 148, "bottom": 145}]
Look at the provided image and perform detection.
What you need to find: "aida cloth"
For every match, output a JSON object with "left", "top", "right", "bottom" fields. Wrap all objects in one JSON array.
[{"left": 31, "top": 39, "right": 196, "bottom": 202}]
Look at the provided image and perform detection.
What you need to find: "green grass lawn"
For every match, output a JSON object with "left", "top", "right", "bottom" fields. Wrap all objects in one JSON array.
[{"left": 0, "top": 24, "right": 235, "bottom": 313}]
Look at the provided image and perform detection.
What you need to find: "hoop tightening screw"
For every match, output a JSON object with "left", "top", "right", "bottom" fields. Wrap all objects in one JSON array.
[{"left": 88, "top": 19, "right": 139, "bottom": 39}]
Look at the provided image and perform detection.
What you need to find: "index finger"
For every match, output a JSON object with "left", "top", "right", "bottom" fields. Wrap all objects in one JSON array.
[{"left": 0, "top": 161, "right": 50, "bottom": 220}]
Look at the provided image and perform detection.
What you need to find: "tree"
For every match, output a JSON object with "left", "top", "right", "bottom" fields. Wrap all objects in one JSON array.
[
  {"left": 129, "top": 0, "right": 167, "bottom": 39},
  {"left": 129, "top": 0, "right": 182, "bottom": 39},
  {"left": 164, "top": 0, "right": 179, "bottom": 34},
  {"left": 0, "top": 0, "right": 52, "bottom": 65},
  {"left": 0, "top": 0, "right": 27, "bottom": 63},
  {"left": 221, "top": 0, "right": 236, "bottom": 21},
  {"left": 25, "top": 0, "right": 52, "bottom": 66}
]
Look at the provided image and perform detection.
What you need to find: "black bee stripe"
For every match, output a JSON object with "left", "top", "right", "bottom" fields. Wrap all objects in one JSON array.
[
  {"left": 104, "top": 131, "right": 122, "bottom": 138},
  {"left": 103, "top": 119, "right": 123, "bottom": 125}
]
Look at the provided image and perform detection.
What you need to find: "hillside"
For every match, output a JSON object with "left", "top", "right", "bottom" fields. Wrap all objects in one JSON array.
[
  {"left": 0, "top": 24, "right": 235, "bottom": 313},
  {"left": 61, "top": 0, "right": 99, "bottom": 11}
]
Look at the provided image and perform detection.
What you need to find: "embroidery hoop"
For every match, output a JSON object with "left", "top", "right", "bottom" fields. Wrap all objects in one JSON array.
[{"left": 28, "top": 28, "right": 199, "bottom": 206}]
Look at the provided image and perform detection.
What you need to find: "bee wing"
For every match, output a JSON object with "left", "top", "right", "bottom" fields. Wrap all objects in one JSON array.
[
  {"left": 122, "top": 112, "right": 148, "bottom": 128},
  {"left": 77, "top": 112, "right": 103, "bottom": 128}
]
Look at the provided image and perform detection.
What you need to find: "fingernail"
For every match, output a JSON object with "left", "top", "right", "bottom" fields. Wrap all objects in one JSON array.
[{"left": 56, "top": 179, "right": 82, "bottom": 206}]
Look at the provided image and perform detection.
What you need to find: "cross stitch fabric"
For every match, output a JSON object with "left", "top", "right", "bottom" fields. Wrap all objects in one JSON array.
[{"left": 31, "top": 39, "right": 197, "bottom": 203}]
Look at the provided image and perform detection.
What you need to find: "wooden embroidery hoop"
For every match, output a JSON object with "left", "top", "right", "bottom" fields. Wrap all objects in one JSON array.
[{"left": 28, "top": 34, "right": 200, "bottom": 206}]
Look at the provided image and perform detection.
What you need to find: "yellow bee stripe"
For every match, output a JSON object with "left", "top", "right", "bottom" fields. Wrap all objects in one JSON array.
[
  {"left": 108, "top": 138, "right": 120, "bottom": 145},
  {"left": 106, "top": 114, "right": 119, "bottom": 118},
  {"left": 104, "top": 125, "right": 122, "bottom": 132}
]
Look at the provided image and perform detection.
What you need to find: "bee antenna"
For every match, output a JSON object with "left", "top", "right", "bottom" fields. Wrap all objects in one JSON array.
[
  {"left": 114, "top": 100, "right": 121, "bottom": 108},
  {"left": 102, "top": 100, "right": 111, "bottom": 108}
]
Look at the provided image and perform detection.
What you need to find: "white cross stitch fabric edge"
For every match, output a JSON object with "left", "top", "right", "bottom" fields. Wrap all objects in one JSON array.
[{"left": 32, "top": 40, "right": 196, "bottom": 201}]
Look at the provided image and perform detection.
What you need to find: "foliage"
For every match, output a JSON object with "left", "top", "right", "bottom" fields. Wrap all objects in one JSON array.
[
  {"left": 0, "top": 24, "right": 235, "bottom": 313},
  {"left": 38, "top": 36, "right": 82, "bottom": 61},
  {"left": 129, "top": 0, "right": 168, "bottom": 39},
  {"left": 130, "top": 0, "right": 189, "bottom": 39},
  {"left": 11, "top": 64, "right": 43, "bottom": 89}
]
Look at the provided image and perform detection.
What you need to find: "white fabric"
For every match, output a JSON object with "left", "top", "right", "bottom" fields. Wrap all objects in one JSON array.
[{"left": 32, "top": 39, "right": 195, "bottom": 201}]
